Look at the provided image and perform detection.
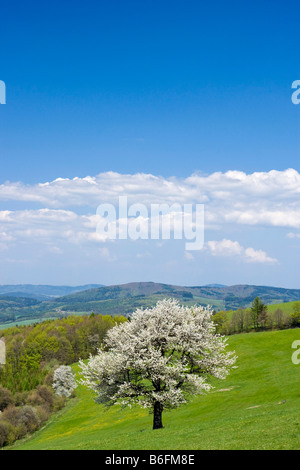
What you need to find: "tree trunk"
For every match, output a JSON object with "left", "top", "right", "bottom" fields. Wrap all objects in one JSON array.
[{"left": 153, "top": 401, "right": 163, "bottom": 430}]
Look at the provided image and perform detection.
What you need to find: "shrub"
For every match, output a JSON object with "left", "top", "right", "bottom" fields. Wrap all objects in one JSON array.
[
  {"left": 27, "top": 385, "right": 54, "bottom": 411},
  {"left": 14, "top": 391, "right": 29, "bottom": 407},
  {"left": 1, "top": 404, "right": 39, "bottom": 436},
  {"left": 1, "top": 405, "right": 20, "bottom": 427},
  {"left": 35, "top": 405, "right": 50, "bottom": 426},
  {"left": 36, "top": 385, "right": 54, "bottom": 410},
  {"left": 0, "top": 386, "right": 14, "bottom": 411},
  {"left": 44, "top": 370, "right": 54, "bottom": 387},
  {"left": 17, "top": 405, "right": 40, "bottom": 433},
  {"left": 26, "top": 390, "right": 44, "bottom": 407},
  {"left": 53, "top": 394, "right": 66, "bottom": 411},
  {"left": 1, "top": 406, "right": 27, "bottom": 440},
  {"left": 0, "top": 420, "right": 15, "bottom": 447}
]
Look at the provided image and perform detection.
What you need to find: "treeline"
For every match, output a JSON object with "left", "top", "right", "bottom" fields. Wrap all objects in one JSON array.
[
  {"left": 0, "top": 313, "right": 126, "bottom": 447},
  {"left": 213, "top": 298, "right": 300, "bottom": 335}
]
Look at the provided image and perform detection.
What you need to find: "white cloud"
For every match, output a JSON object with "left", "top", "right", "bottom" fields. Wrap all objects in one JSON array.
[
  {"left": 0, "top": 169, "right": 299, "bottom": 229},
  {"left": 206, "top": 239, "right": 243, "bottom": 257},
  {"left": 243, "top": 247, "right": 278, "bottom": 264},
  {"left": 287, "top": 232, "right": 300, "bottom": 239},
  {"left": 223, "top": 209, "right": 300, "bottom": 228},
  {"left": 0, "top": 170, "right": 296, "bottom": 270},
  {"left": 205, "top": 239, "right": 278, "bottom": 264}
]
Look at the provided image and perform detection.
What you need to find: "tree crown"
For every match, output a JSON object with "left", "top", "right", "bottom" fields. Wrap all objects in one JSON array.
[{"left": 80, "top": 299, "right": 237, "bottom": 411}]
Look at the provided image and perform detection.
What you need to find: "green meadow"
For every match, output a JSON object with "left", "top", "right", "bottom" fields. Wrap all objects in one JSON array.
[
  {"left": 10, "top": 328, "right": 300, "bottom": 450},
  {"left": 266, "top": 301, "right": 299, "bottom": 315}
]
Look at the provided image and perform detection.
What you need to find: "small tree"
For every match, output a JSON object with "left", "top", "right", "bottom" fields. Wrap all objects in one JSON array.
[
  {"left": 251, "top": 297, "right": 266, "bottom": 330},
  {"left": 80, "top": 299, "right": 236, "bottom": 430},
  {"left": 212, "top": 311, "right": 229, "bottom": 334},
  {"left": 272, "top": 308, "right": 284, "bottom": 329},
  {"left": 230, "top": 308, "right": 246, "bottom": 334},
  {"left": 258, "top": 305, "right": 268, "bottom": 330},
  {"left": 52, "top": 365, "right": 77, "bottom": 398},
  {"left": 290, "top": 302, "right": 300, "bottom": 328}
]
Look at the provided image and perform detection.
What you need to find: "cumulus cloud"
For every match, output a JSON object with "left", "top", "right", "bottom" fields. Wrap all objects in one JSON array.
[
  {"left": 243, "top": 247, "right": 278, "bottom": 264},
  {"left": 205, "top": 239, "right": 278, "bottom": 264},
  {"left": 0, "top": 169, "right": 297, "bottom": 265},
  {"left": 0, "top": 169, "right": 299, "bottom": 229},
  {"left": 206, "top": 239, "right": 243, "bottom": 257}
]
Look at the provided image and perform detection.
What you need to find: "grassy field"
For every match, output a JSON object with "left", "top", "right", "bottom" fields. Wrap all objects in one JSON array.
[
  {"left": 0, "top": 317, "right": 58, "bottom": 330},
  {"left": 9, "top": 327, "right": 300, "bottom": 450},
  {"left": 266, "top": 300, "right": 299, "bottom": 315}
]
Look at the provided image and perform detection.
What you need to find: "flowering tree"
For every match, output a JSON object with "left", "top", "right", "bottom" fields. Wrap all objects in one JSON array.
[
  {"left": 52, "top": 365, "right": 77, "bottom": 398},
  {"left": 79, "top": 299, "right": 236, "bottom": 429}
]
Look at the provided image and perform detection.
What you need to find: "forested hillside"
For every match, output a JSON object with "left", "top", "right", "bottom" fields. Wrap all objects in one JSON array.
[
  {"left": 0, "top": 313, "right": 126, "bottom": 447},
  {"left": 0, "top": 282, "right": 299, "bottom": 328}
]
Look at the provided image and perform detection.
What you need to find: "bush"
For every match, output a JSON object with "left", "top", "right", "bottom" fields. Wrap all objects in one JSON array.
[
  {"left": 14, "top": 391, "right": 29, "bottom": 407},
  {"left": 53, "top": 394, "right": 66, "bottom": 411},
  {"left": 26, "top": 390, "right": 44, "bottom": 407},
  {"left": 35, "top": 405, "right": 50, "bottom": 426},
  {"left": 0, "top": 386, "right": 15, "bottom": 411},
  {"left": 1, "top": 404, "right": 39, "bottom": 436},
  {"left": 17, "top": 405, "right": 40, "bottom": 433},
  {"left": 0, "top": 400, "right": 54, "bottom": 447},
  {"left": 0, "top": 420, "right": 15, "bottom": 447},
  {"left": 36, "top": 385, "right": 54, "bottom": 409},
  {"left": 0, "top": 375, "right": 72, "bottom": 447},
  {"left": 1, "top": 405, "right": 20, "bottom": 427},
  {"left": 1, "top": 406, "right": 27, "bottom": 440},
  {"left": 26, "top": 385, "right": 54, "bottom": 411},
  {"left": 44, "top": 370, "right": 54, "bottom": 387}
]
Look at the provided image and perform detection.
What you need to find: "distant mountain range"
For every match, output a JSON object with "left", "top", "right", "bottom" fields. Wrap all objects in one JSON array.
[
  {"left": 0, "top": 281, "right": 299, "bottom": 327},
  {"left": 0, "top": 284, "right": 104, "bottom": 301}
]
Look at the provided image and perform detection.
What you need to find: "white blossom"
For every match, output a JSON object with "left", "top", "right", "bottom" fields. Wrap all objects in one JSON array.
[
  {"left": 52, "top": 365, "right": 77, "bottom": 398},
  {"left": 79, "top": 299, "right": 237, "bottom": 428}
]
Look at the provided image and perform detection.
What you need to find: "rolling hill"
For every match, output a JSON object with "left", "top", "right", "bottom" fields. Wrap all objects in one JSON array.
[
  {"left": 0, "top": 284, "right": 104, "bottom": 301},
  {"left": 0, "top": 282, "right": 299, "bottom": 328},
  {"left": 52, "top": 282, "right": 300, "bottom": 311}
]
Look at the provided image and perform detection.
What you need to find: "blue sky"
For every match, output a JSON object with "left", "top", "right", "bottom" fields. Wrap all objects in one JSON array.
[{"left": 0, "top": 0, "right": 299, "bottom": 288}]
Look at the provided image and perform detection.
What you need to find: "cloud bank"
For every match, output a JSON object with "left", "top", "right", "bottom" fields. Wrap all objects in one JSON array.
[{"left": 0, "top": 169, "right": 299, "bottom": 265}]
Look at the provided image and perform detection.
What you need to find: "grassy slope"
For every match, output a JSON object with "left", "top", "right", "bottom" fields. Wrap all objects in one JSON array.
[
  {"left": 11, "top": 328, "right": 300, "bottom": 450},
  {"left": 0, "top": 317, "right": 58, "bottom": 330},
  {"left": 266, "top": 300, "right": 299, "bottom": 315}
]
